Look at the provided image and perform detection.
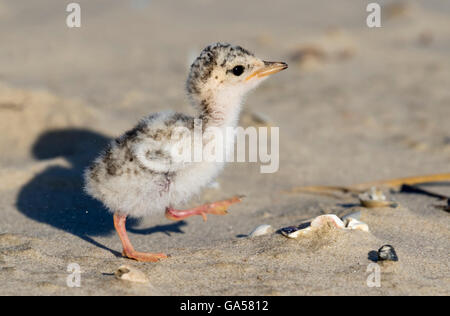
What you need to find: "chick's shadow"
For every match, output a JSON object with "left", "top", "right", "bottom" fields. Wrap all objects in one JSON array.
[{"left": 16, "top": 129, "right": 186, "bottom": 256}]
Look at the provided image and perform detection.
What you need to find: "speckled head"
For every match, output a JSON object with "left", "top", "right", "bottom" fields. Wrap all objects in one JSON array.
[{"left": 186, "top": 43, "right": 287, "bottom": 116}]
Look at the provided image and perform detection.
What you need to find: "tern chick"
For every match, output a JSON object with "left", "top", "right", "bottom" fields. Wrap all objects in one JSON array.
[{"left": 84, "top": 43, "right": 287, "bottom": 262}]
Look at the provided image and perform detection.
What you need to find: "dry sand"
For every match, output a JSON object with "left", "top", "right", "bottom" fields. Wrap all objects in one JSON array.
[{"left": 0, "top": 0, "right": 449, "bottom": 295}]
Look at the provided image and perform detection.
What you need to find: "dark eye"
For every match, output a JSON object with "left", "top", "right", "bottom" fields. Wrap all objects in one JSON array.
[{"left": 232, "top": 65, "right": 245, "bottom": 76}]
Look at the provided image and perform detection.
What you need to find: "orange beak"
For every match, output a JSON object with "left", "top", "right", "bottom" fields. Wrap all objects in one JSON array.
[{"left": 245, "top": 61, "right": 288, "bottom": 81}]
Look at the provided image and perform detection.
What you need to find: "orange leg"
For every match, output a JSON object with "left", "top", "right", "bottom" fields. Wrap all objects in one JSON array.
[
  {"left": 165, "top": 195, "right": 244, "bottom": 222},
  {"left": 113, "top": 213, "right": 168, "bottom": 262}
]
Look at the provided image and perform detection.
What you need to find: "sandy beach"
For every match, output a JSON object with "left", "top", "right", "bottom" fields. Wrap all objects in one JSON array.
[{"left": 0, "top": 0, "right": 449, "bottom": 295}]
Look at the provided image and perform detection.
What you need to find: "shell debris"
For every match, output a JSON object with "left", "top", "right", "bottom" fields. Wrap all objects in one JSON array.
[
  {"left": 281, "top": 213, "right": 370, "bottom": 239},
  {"left": 280, "top": 224, "right": 313, "bottom": 239},
  {"left": 344, "top": 217, "right": 369, "bottom": 232},
  {"left": 115, "top": 265, "right": 149, "bottom": 284},
  {"left": 359, "top": 187, "right": 397, "bottom": 208},
  {"left": 310, "top": 214, "right": 345, "bottom": 229},
  {"left": 377, "top": 245, "right": 398, "bottom": 262},
  {"left": 341, "top": 210, "right": 369, "bottom": 232},
  {"left": 280, "top": 215, "right": 344, "bottom": 239},
  {"left": 249, "top": 224, "right": 273, "bottom": 237}
]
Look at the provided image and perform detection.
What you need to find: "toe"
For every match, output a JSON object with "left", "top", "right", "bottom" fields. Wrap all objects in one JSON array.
[{"left": 124, "top": 251, "right": 168, "bottom": 262}]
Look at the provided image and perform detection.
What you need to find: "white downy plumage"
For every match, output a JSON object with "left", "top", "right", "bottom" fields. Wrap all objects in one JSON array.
[{"left": 84, "top": 43, "right": 287, "bottom": 219}]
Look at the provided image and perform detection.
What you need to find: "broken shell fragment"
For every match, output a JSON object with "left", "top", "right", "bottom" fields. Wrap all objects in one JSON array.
[
  {"left": 280, "top": 225, "right": 313, "bottom": 239},
  {"left": 281, "top": 212, "right": 370, "bottom": 240},
  {"left": 359, "top": 187, "right": 396, "bottom": 208},
  {"left": 115, "top": 265, "right": 149, "bottom": 284},
  {"left": 249, "top": 224, "right": 273, "bottom": 237},
  {"left": 369, "top": 187, "right": 387, "bottom": 201},
  {"left": 310, "top": 214, "right": 345, "bottom": 229},
  {"left": 344, "top": 217, "right": 369, "bottom": 232},
  {"left": 377, "top": 245, "right": 398, "bottom": 262}
]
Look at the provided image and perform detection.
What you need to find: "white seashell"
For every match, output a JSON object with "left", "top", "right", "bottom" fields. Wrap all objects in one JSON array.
[
  {"left": 359, "top": 187, "right": 396, "bottom": 208},
  {"left": 344, "top": 218, "right": 370, "bottom": 232},
  {"left": 281, "top": 214, "right": 349, "bottom": 240},
  {"left": 368, "top": 187, "right": 386, "bottom": 201},
  {"left": 280, "top": 225, "right": 313, "bottom": 239},
  {"left": 115, "top": 265, "right": 149, "bottom": 284},
  {"left": 249, "top": 224, "right": 273, "bottom": 237},
  {"left": 310, "top": 214, "right": 345, "bottom": 229}
]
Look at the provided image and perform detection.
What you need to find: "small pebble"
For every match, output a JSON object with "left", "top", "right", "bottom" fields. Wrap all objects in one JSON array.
[
  {"left": 249, "top": 224, "right": 273, "bottom": 237},
  {"left": 115, "top": 265, "right": 149, "bottom": 284},
  {"left": 377, "top": 245, "right": 398, "bottom": 262}
]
